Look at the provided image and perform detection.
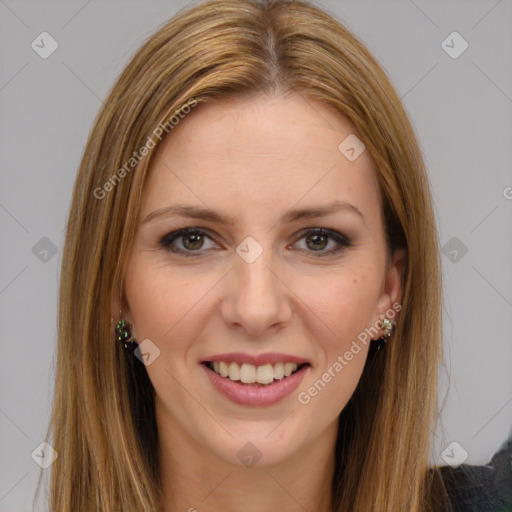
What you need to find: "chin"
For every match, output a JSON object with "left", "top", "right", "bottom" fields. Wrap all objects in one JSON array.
[{"left": 202, "top": 421, "right": 310, "bottom": 469}]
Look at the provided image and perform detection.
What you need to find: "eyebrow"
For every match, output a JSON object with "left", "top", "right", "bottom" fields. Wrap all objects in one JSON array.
[{"left": 141, "top": 200, "right": 366, "bottom": 227}]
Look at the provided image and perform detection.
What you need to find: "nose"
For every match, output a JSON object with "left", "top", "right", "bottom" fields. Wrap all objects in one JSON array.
[{"left": 220, "top": 245, "right": 292, "bottom": 337}]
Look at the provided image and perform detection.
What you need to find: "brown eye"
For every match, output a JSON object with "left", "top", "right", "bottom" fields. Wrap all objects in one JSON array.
[
  {"left": 181, "top": 232, "right": 204, "bottom": 250},
  {"left": 159, "top": 227, "right": 351, "bottom": 258},
  {"left": 305, "top": 232, "right": 329, "bottom": 251},
  {"left": 159, "top": 228, "right": 217, "bottom": 256},
  {"left": 292, "top": 228, "right": 352, "bottom": 257}
]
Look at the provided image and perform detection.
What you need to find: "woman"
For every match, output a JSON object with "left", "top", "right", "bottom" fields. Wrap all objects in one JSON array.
[{"left": 36, "top": 0, "right": 512, "bottom": 510}]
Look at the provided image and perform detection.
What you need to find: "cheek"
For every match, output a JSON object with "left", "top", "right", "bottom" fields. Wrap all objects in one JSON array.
[
  {"left": 300, "top": 285, "right": 371, "bottom": 416},
  {"left": 296, "top": 268, "right": 378, "bottom": 346},
  {"left": 292, "top": 269, "right": 375, "bottom": 408},
  {"left": 123, "top": 255, "right": 213, "bottom": 346}
]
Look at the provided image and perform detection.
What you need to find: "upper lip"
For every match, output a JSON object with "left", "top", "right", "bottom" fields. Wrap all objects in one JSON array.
[{"left": 202, "top": 352, "right": 310, "bottom": 366}]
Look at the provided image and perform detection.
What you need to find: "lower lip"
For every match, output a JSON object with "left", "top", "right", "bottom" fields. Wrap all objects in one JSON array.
[{"left": 202, "top": 363, "right": 310, "bottom": 406}]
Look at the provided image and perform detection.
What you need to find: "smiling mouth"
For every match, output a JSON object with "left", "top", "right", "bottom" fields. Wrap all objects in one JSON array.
[{"left": 203, "top": 361, "right": 309, "bottom": 386}]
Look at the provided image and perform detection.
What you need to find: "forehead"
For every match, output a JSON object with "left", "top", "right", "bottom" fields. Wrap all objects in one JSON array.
[{"left": 141, "top": 93, "right": 381, "bottom": 227}]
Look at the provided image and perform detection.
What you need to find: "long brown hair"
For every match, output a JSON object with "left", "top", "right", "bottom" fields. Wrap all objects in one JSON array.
[{"left": 35, "top": 0, "right": 450, "bottom": 510}]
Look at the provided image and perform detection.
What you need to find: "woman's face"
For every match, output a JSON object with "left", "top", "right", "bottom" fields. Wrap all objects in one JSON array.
[{"left": 119, "top": 93, "right": 405, "bottom": 468}]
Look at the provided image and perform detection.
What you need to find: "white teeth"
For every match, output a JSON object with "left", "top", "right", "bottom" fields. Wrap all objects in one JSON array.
[
  {"left": 228, "top": 362, "right": 240, "bottom": 381},
  {"left": 273, "top": 362, "right": 285, "bottom": 380},
  {"left": 256, "top": 364, "right": 274, "bottom": 384},
  {"left": 219, "top": 361, "right": 229, "bottom": 377},
  {"left": 240, "top": 363, "right": 256, "bottom": 383},
  {"left": 283, "top": 362, "right": 295, "bottom": 377},
  {"left": 209, "top": 361, "right": 301, "bottom": 384}
]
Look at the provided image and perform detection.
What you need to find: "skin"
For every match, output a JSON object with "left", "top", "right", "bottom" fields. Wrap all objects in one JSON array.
[{"left": 113, "top": 92, "right": 406, "bottom": 512}]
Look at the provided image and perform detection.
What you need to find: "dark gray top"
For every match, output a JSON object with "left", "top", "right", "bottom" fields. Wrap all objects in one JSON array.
[{"left": 435, "top": 429, "right": 512, "bottom": 511}]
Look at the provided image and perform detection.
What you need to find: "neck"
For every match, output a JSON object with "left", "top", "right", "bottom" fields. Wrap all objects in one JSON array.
[{"left": 157, "top": 410, "right": 337, "bottom": 512}]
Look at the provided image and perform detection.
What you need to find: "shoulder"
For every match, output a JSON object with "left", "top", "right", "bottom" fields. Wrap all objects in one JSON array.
[{"left": 430, "top": 429, "right": 512, "bottom": 512}]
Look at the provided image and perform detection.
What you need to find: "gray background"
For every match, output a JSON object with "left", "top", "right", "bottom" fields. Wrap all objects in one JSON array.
[{"left": 1, "top": 0, "right": 511, "bottom": 510}]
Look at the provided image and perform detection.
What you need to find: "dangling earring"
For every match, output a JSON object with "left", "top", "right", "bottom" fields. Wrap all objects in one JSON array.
[
  {"left": 375, "top": 317, "right": 394, "bottom": 351},
  {"left": 115, "top": 311, "right": 137, "bottom": 353}
]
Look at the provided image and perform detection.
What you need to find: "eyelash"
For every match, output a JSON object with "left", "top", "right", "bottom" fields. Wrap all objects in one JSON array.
[{"left": 158, "top": 227, "right": 352, "bottom": 258}]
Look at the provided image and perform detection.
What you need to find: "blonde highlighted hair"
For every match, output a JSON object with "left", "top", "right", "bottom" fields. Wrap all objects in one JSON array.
[{"left": 36, "top": 0, "right": 451, "bottom": 510}]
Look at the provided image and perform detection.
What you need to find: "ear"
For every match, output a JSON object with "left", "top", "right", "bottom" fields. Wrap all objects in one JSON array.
[
  {"left": 110, "top": 287, "right": 121, "bottom": 323},
  {"left": 371, "top": 247, "right": 407, "bottom": 337},
  {"left": 110, "top": 283, "right": 134, "bottom": 326}
]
